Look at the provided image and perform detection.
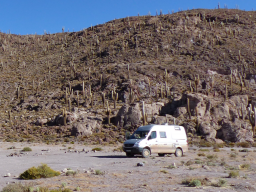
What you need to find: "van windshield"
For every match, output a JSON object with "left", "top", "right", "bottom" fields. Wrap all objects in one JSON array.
[{"left": 130, "top": 131, "right": 149, "bottom": 139}]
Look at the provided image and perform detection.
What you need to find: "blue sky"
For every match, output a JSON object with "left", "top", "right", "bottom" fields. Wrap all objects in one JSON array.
[{"left": 0, "top": 0, "right": 255, "bottom": 35}]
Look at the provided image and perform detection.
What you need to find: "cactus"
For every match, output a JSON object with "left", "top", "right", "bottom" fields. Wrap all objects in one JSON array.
[
  {"left": 142, "top": 101, "right": 146, "bottom": 125},
  {"left": 65, "top": 87, "right": 68, "bottom": 104},
  {"left": 129, "top": 88, "right": 135, "bottom": 104},
  {"left": 248, "top": 105, "right": 256, "bottom": 137},
  {"left": 100, "top": 74, "right": 103, "bottom": 87},
  {"left": 112, "top": 89, "right": 118, "bottom": 109},
  {"left": 194, "top": 75, "right": 200, "bottom": 93},
  {"left": 106, "top": 101, "right": 111, "bottom": 124},
  {"left": 239, "top": 73, "right": 243, "bottom": 92},
  {"left": 127, "top": 64, "right": 130, "bottom": 79},
  {"left": 63, "top": 108, "right": 67, "bottom": 126},
  {"left": 241, "top": 103, "right": 245, "bottom": 120},
  {"left": 187, "top": 98, "right": 191, "bottom": 119},
  {"left": 102, "top": 92, "right": 106, "bottom": 107},
  {"left": 230, "top": 70, "right": 233, "bottom": 88},
  {"left": 88, "top": 67, "right": 91, "bottom": 80},
  {"left": 16, "top": 86, "right": 20, "bottom": 99},
  {"left": 225, "top": 84, "right": 228, "bottom": 101},
  {"left": 189, "top": 81, "right": 193, "bottom": 92},
  {"left": 195, "top": 107, "right": 199, "bottom": 131},
  {"left": 68, "top": 98, "right": 72, "bottom": 112},
  {"left": 90, "top": 93, "right": 93, "bottom": 108},
  {"left": 160, "top": 85, "right": 164, "bottom": 99},
  {"left": 82, "top": 81, "right": 85, "bottom": 97},
  {"left": 76, "top": 91, "right": 79, "bottom": 107}
]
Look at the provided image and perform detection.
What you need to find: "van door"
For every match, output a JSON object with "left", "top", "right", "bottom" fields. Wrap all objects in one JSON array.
[
  {"left": 158, "top": 131, "right": 173, "bottom": 153},
  {"left": 147, "top": 131, "right": 158, "bottom": 153}
]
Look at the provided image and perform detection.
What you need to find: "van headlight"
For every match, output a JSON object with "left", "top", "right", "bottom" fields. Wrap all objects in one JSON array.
[{"left": 134, "top": 141, "right": 140, "bottom": 147}]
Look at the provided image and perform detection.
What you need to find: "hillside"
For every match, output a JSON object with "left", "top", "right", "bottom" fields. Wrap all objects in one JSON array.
[{"left": 0, "top": 8, "right": 255, "bottom": 144}]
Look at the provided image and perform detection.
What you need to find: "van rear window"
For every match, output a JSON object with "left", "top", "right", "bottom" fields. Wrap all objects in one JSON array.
[{"left": 160, "top": 131, "right": 167, "bottom": 138}]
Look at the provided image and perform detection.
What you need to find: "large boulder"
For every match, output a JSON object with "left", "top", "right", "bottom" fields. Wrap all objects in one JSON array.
[
  {"left": 115, "top": 103, "right": 142, "bottom": 127},
  {"left": 212, "top": 102, "right": 230, "bottom": 120},
  {"left": 187, "top": 93, "right": 209, "bottom": 118},
  {"left": 71, "top": 116, "right": 102, "bottom": 136},
  {"left": 199, "top": 121, "right": 217, "bottom": 141},
  {"left": 54, "top": 108, "right": 103, "bottom": 136},
  {"left": 144, "top": 102, "right": 164, "bottom": 116},
  {"left": 218, "top": 119, "right": 253, "bottom": 143}
]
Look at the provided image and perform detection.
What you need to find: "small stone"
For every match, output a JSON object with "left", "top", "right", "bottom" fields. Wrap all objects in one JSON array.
[
  {"left": 62, "top": 168, "right": 68, "bottom": 173},
  {"left": 202, "top": 165, "right": 210, "bottom": 170},
  {"left": 137, "top": 163, "right": 144, "bottom": 167},
  {"left": 4, "top": 173, "right": 11, "bottom": 177}
]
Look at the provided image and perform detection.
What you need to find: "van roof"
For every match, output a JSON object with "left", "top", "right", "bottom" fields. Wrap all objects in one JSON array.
[
  {"left": 137, "top": 124, "right": 181, "bottom": 131},
  {"left": 137, "top": 124, "right": 155, "bottom": 131}
]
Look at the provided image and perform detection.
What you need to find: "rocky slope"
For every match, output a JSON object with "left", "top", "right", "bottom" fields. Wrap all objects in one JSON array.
[{"left": 0, "top": 8, "right": 255, "bottom": 144}]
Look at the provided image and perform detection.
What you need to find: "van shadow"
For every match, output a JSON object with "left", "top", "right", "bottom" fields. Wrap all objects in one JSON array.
[
  {"left": 91, "top": 155, "right": 144, "bottom": 159},
  {"left": 91, "top": 155, "right": 127, "bottom": 158}
]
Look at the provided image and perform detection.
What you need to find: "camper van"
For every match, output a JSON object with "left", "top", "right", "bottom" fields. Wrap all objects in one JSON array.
[{"left": 123, "top": 124, "right": 188, "bottom": 158}]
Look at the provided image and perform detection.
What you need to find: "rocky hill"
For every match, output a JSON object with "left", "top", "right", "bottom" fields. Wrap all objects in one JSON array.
[{"left": 0, "top": 8, "right": 255, "bottom": 145}]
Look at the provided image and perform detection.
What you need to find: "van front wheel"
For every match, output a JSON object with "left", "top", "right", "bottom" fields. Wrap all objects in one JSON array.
[
  {"left": 175, "top": 148, "right": 183, "bottom": 157},
  {"left": 142, "top": 148, "right": 150, "bottom": 158}
]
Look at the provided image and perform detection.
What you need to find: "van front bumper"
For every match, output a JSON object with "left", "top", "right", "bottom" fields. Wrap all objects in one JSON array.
[{"left": 123, "top": 147, "right": 143, "bottom": 154}]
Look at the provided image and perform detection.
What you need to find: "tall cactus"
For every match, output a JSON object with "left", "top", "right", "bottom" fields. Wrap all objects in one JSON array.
[
  {"left": 112, "top": 89, "right": 118, "bottom": 109},
  {"left": 142, "top": 101, "right": 146, "bottom": 126},
  {"left": 194, "top": 75, "right": 200, "bottom": 93},
  {"left": 106, "top": 101, "right": 111, "bottom": 124},
  {"left": 102, "top": 92, "right": 106, "bottom": 107},
  {"left": 248, "top": 105, "right": 256, "bottom": 137},
  {"left": 187, "top": 98, "right": 191, "bottom": 119}
]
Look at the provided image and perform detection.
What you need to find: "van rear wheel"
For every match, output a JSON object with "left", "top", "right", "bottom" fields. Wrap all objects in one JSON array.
[
  {"left": 158, "top": 153, "right": 165, "bottom": 157},
  {"left": 175, "top": 148, "right": 183, "bottom": 157},
  {"left": 142, "top": 148, "right": 150, "bottom": 158}
]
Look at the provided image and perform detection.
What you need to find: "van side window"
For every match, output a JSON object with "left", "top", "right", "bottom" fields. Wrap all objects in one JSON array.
[
  {"left": 149, "top": 131, "right": 157, "bottom": 140},
  {"left": 160, "top": 131, "right": 167, "bottom": 138}
]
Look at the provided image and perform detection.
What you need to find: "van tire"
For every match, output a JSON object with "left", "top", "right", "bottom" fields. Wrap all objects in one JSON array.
[
  {"left": 126, "top": 152, "right": 134, "bottom": 157},
  {"left": 142, "top": 148, "right": 150, "bottom": 158},
  {"left": 175, "top": 148, "right": 183, "bottom": 157},
  {"left": 158, "top": 153, "right": 165, "bottom": 157}
]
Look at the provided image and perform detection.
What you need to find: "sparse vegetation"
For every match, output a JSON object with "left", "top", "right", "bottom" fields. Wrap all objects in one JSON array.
[
  {"left": 212, "top": 179, "right": 227, "bottom": 187},
  {"left": 95, "top": 170, "right": 104, "bottom": 175},
  {"left": 19, "top": 164, "right": 60, "bottom": 180},
  {"left": 239, "top": 164, "right": 250, "bottom": 170},
  {"left": 236, "top": 142, "right": 251, "bottom": 148},
  {"left": 228, "top": 171, "right": 239, "bottom": 178},
  {"left": 160, "top": 169, "right": 168, "bottom": 174},
  {"left": 21, "top": 147, "right": 32, "bottom": 152},
  {"left": 92, "top": 147, "right": 102, "bottom": 151}
]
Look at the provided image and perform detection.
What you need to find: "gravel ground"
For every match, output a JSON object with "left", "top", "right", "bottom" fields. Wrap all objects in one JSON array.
[{"left": 0, "top": 142, "right": 256, "bottom": 192}]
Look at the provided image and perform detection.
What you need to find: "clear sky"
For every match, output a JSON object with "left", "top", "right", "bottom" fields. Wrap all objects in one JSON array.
[{"left": 0, "top": 0, "right": 255, "bottom": 35}]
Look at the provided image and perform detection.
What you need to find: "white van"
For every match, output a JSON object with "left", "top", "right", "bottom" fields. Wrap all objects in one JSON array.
[{"left": 123, "top": 124, "right": 188, "bottom": 158}]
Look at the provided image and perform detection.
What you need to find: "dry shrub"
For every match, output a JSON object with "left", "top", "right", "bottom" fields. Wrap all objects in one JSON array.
[
  {"left": 236, "top": 142, "right": 251, "bottom": 148},
  {"left": 19, "top": 164, "right": 60, "bottom": 180}
]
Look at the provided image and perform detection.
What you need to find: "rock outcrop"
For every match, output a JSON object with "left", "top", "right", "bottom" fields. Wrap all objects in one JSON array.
[{"left": 54, "top": 108, "right": 103, "bottom": 136}]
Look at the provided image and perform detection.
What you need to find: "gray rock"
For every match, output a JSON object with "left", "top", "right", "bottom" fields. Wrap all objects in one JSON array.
[
  {"left": 115, "top": 103, "right": 142, "bottom": 127},
  {"left": 199, "top": 122, "right": 217, "bottom": 141},
  {"left": 219, "top": 119, "right": 253, "bottom": 143},
  {"left": 174, "top": 106, "right": 187, "bottom": 117},
  {"left": 137, "top": 162, "right": 144, "bottom": 167},
  {"left": 35, "top": 118, "right": 47, "bottom": 126}
]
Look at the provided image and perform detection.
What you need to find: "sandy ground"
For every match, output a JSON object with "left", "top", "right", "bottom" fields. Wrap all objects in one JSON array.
[{"left": 0, "top": 142, "right": 256, "bottom": 192}]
